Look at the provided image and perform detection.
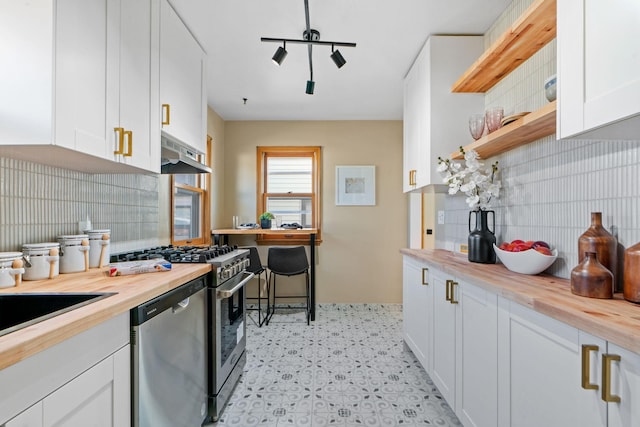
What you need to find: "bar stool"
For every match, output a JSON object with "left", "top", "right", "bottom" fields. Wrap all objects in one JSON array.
[
  {"left": 244, "top": 247, "right": 268, "bottom": 327},
  {"left": 266, "top": 246, "right": 310, "bottom": 325}
]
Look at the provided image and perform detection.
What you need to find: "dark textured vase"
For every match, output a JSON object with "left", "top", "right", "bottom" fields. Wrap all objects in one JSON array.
[
  {"left": 468, "top": 209, "right": 496, "bottom": 264},
  {"left": 260, "top": 219, "right": 272, "bottom": 229},
  {"left": 578, "top": 212, "right": 618, "bottom": 290},
  {"left": 571, "top": 251, "right": 614, "bottom": 299}
]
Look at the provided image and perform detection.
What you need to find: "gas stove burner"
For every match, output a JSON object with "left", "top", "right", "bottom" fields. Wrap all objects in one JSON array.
[{"left": 110, "top": 245, "right": 241, "bottom": 264}]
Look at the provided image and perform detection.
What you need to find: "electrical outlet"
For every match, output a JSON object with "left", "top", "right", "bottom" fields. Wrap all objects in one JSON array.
[{"left": 437, "top": 210, "right": 445, "bottom": 225}]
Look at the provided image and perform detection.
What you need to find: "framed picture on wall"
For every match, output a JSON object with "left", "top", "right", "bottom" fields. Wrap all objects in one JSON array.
[{"left": 335, "top": 165, "right": 376, "bottom": 206}]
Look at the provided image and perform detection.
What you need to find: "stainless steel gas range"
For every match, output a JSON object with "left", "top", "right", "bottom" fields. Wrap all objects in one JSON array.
[{"left": 114, "top": 245, "right": 253, "bottom": 425}]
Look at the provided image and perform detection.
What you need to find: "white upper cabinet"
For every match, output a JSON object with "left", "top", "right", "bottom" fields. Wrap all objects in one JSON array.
[
  {"left": 106, "top": 0, "right": 160, "bottom": 173},
  {"left": 159, "top": 0, "right": 207, "bottom": 154},
  {"left": 402, "top": 36, "right": 484, "bottom": 193},
  {"left": 0, "top": 0, "right": 159, "bottom": 173},
  {"left": 557, "top": 0, "right": 640, "bottom": 140}
]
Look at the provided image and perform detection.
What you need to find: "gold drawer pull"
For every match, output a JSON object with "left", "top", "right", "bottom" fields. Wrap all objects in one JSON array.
[
  {"left": 581, "top": 344, "right": 599, "bottom": 390},
  {"left": 445, "top": 279, "right": 451, "bottom": 301},
  {"left": 422, "top": 268, "right": 429, "bottom": 286},
  {"left": 450, "top": 281, "right": 459, "bottom": 304},
  {"left": 113, "top": 127, "right": 124, "bottom": 154},
  {"left": 602, "top": 354, "right": 621, "bottom": 403}
]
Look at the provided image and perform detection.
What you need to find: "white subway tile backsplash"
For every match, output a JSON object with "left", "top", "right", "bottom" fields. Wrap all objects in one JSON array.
[{"left": 0, "top": 157, "right": 160, "bottom": 251}]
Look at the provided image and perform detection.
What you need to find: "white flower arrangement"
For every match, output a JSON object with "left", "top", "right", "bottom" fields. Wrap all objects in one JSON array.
[{"left": 437, "top": 147, "right": 501, "bottom": 210}]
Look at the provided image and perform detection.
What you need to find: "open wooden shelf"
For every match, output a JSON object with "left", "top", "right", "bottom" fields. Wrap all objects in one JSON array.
[
  {"left": 451, "top": 0, "right": 556, "bottom": 93},
  {"left": 451, "top": 100, "right": 556, "bottom": 160}
]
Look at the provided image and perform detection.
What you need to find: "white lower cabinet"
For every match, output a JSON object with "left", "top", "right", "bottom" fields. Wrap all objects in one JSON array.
[
  {"left": 403, "top": 256, "right": 640, "bottom": 427},
  {"left": 499, "top": 301, "right": 599, "bottom": 427},
  {"left": 579, "top": 332, "right": 640, "bottom": 427},
  {"left": 0, "top": 314, "right": 130, "bottom": 427},
  {"left": 402, "top": 256, "right": 433, "bottom": 371},
  {"left": 5, "top": 346, "right": 130, "bottom": 427},
  {"left": 428, "top": 267, "right": 498, "bottom": 427}
]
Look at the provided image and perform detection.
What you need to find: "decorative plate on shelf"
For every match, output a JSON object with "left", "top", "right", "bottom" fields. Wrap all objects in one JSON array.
[{"left": 500, "top": 112, "right": 530, "bottom": 127}]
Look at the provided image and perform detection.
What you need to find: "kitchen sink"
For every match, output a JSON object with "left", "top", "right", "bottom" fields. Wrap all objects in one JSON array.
[{"left": 0, "top": 293, "right": 115, "bottom": 338}]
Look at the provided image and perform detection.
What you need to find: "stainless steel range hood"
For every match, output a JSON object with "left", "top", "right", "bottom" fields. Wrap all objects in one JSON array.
[{"left": 161, "top": 132, "right": 211, "bottom": 174}]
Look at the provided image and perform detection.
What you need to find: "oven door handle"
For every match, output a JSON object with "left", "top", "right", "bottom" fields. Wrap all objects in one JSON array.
[{"left": 217, "top": 272, "right": 254, "bottom": 299}]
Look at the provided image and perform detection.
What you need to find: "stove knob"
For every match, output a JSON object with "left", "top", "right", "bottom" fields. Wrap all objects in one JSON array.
[
  {"left": 224, "top": 267, "right": 232, "bottom": 278},
  {"left": 244, "top": 259, "right": 250, "bottom": 269}
]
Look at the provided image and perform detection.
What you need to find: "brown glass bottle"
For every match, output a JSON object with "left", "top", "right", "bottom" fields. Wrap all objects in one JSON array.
[
  {"left": 571, "top": 251, "right": 614, "bottom": 299},
  {"left": 578, "top": 212, "right": 617, "bottom": 290},
  {"left": 624, "top": 242, "right": 640, "bottom": 303}
]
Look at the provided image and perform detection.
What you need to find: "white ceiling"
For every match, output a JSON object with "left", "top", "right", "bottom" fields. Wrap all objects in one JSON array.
[{"left": 168, "top": 0, "right": 512, "bottom": 121}]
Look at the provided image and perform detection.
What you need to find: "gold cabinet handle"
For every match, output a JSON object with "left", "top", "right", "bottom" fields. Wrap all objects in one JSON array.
[
  {"left": 581, "top": 344, "right": 599, "bottom": 390},
  {"left": 409, "top": 169, "right": 417, "bottom": 186},
  {"left": 113, "top": 127, "right": 124, "bottom": 154},
  {"left": 445, "top": 279, "right": 452, "bottom": 301},
  {"left": 602, "top": 354, "right": 621, "bottom": 403},
  {"left": 124, "top": 130, "right": 133, "bottom": 157},
  {"left": 421, "top": 268, "right": 429, "bottom": 286},
  {"left": 450, "top": 281, "right": 459, "bottom": 304},
  {"left": 162, "top": 104, "right": 171, "bottom": 125}
]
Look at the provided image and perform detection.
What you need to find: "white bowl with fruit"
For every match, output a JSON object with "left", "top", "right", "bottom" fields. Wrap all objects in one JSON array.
[{"left": 493, "top": 240, "right": 558, "bottom": 275}]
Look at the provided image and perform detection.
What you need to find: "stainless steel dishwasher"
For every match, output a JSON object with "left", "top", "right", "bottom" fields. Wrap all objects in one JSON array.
[{"left": 131, "top": 275, "right": 207, "bottom": 427}]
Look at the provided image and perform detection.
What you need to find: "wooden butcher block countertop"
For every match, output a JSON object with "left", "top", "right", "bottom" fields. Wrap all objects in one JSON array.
[
  {"left": 0, "top": 264, "right": 211, "bottom": 371},
  {"left": 401, "top": 249, "right": 640, "bottom": 355}
]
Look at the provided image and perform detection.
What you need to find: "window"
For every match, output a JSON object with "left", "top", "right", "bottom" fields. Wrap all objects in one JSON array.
[
  {"left": 257, "top": 146, "right": 321, "bottom": 244},
  {"left": 171, "top": 136, "right": 211, "bottom": 245}
]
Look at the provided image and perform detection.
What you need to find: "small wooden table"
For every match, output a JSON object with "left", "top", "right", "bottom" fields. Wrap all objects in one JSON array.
[{"left": 211, "top": 228, "right": 318, "bottom": 321}]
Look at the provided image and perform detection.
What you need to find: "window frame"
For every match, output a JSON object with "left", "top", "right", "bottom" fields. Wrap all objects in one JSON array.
[
  {"left": 256, "top": 146, "right": 322, "bottom": 245},
  {"left": 170, "top": 136, "right": 211, "bottom": 246}
]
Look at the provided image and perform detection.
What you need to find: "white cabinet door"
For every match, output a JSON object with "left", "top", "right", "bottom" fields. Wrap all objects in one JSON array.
[
  {"left": 402, "top": 48, "right": 426, "bottom": 192},
  {"left": 107, "top": 0, "right": 159, "bottom": 172},
  {"left": 402, "top": 256, "right": 433, "bottom": 371},
  {"left": 42, "top": 345, "right": 130, "bottom": 427},
  {"left": 4, "top": 402, "right": 43, "bottom": 427},
  {"left": 54, "top": 0, "right": 111, "bottom": 159},
  {"left": 431, "top": 268, "right": 456, "bottom": 406},
  {"left": 503, "top": 303, "right": 601, "bottom": 427},
  {"left": 402, "top": 36, "right": 484, "bottom": 193},
  {"left": 160, "top": 0, "right": 207, "bottom": 154},
  {"left": 605, "top": 342, "right": 640, "bottom": 427},
  {"left": 558, "top": 0, "right": 640, "bottom": 139},
  {"left": 456, "top": 280, "right": 498, "bottom": 427}
]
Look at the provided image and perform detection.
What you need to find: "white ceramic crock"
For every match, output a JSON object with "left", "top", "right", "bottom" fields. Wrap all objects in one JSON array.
[
  {"left": 84, "top": 229, "right": 110, "bottom": 268},
  {"left": 22, "top": 243, "right": 60, "bottom": 281},
  {"left": 0, "top": 252, "right": 26, "bottom": 288},
  {"left": 57, "top": 235, "right": 90, "bottom": 274}
]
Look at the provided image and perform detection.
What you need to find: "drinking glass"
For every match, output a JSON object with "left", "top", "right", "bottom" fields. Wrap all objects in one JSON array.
[
  {"left": 485, "top": 107, "right": 504, "bottom": 133},
  {"left": 468, "top": 114, "right": 486, "bottom": 140}
]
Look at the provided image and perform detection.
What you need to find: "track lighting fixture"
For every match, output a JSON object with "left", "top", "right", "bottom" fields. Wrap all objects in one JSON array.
[
  {"left": 272, "top": 42, "right": 288, "bottom": 66},
  {"left": 261, "top": 0, "right": 355, "bottom": 94},
  {"left": 330, "top": 45, "right": 346, "bottom": 68},
  {"left": 306, "top": 80, "right": 315, "bottom": 95}
]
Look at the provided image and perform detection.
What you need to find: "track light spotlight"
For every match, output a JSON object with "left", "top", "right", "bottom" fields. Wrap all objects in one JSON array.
[
  {"left": 306, "top": 80, "right": 315, "bottom": 95},
  {"left": 272, "top": 43, "right": 288, "bottom": 66},
  {"left": 330, "top": 45, "right": 346, "bottom": 68}
]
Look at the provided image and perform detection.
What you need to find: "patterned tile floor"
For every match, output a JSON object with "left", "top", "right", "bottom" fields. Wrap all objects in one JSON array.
[{"left": 208, "top": 304, "right": 461, "bottom": 426}]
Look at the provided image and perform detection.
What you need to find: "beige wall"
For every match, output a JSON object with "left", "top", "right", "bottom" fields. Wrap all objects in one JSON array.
[
  {"left": 221, "top": 120, "right": 406, "bottom": 304},
  {"left": 207, "top": 108, "right": 226, "bottom": 230}
]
